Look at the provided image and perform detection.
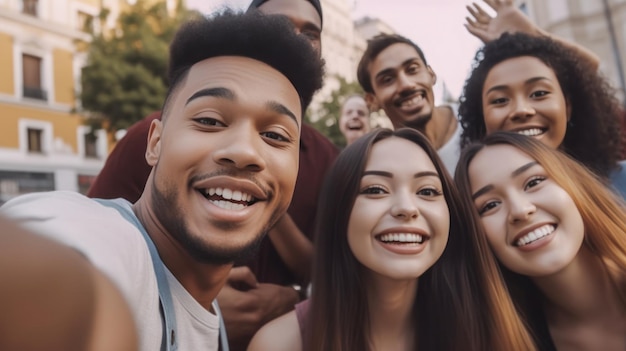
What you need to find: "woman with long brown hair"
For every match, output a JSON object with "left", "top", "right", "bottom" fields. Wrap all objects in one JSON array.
[
  {"left": 455, "top": 132, "right": 626, "bottom": 350},
  {"left": 249, "top": 128, "right": 535, "bottom": 351}
]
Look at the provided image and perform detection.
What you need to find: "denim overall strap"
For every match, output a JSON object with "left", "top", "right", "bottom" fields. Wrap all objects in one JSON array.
[
  {"left": 213, "top": 300, "right": 230, "bottom": 351},
  {"left": 94, "top": 198, "right": 178, "bottom": 351}
]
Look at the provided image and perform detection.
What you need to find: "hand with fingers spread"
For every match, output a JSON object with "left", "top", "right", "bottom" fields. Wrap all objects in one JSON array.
[
  {"left": 465, "top": 0, "right": 542, "bottom": 44},
  {"left": 464, "top": 0, "right": 600, "bottom": 69}
]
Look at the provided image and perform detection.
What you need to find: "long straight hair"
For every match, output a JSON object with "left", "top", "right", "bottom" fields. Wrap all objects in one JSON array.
[
  {"left": 308, "top": 128, "right": 536, "bottom": 350},
  {"left": 455, "top": 131, "right": 626, "bottom": 349}
]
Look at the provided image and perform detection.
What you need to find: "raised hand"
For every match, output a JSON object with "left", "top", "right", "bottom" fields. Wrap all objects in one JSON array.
[{"left": 465, "top": 0, "right": 542, "bottom": 43}]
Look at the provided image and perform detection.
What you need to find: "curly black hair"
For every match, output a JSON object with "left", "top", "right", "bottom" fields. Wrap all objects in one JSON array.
[
  {"left": 459, "top": 32, "right": 622, "bottom": 177},
  {"left": 164, "top": 10, "right": 325, "bottom": 115}
]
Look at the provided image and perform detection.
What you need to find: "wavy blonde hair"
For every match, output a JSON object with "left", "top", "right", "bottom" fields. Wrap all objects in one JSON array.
[{"left": 455, "top": 131, "right": 626, "bottom": 347}]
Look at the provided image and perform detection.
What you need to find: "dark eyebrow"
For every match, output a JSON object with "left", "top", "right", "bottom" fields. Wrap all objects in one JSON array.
[
  {"left": 363, "top": 170, "right": 392, "bottom": 178},
  {"left": 484, "top": 77, "right": 552, "bottom": 96},
  {"left": 374, "top": 58, "right": 418, "bottom": 81},
  {"left": 301, "top": 22, "right": 321, "bottom": 33},
  {"left": 471, "top": 161, "right": 538, "bottom": 199},
  {"left": 472, "top": 184, "right": 493, "bottom": 200},
  {"left": 414, "top": 171, "right": 439, "bottom": 178},
  {"left": 512, "top": 161, "right": 538, "bottom": 177},
  {"left": 186, "top": 87, "right": 234, "bottom": 106},
  {"left": 362, "top": 170, "right": 440, "bottom": 179},
  {"left": 267, "top": 101, "right": 299, "bottom": 128},
  {"left": 186, "top": 88, "right": 299, "bottom": 128}
]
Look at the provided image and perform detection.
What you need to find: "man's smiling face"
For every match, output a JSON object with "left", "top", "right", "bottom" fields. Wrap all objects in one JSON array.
[
  {"left": 367, "top": 43, "right": 437, "bottom": 130},
  {"left": 145, "top": 56, "right": 301, "bottom": 264}
]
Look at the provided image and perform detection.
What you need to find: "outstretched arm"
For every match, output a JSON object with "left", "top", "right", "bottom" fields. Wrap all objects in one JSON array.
[{"left": 465, "top": 0, "right": 599, "bottom": 70}]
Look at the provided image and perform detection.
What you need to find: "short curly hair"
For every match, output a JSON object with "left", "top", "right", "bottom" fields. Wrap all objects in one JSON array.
[
  {"left": 459, "top": 32, "right": 622, "bottom": 177},
  {"left": 164, "top": 10, "right": 325, "bottom": 116}
]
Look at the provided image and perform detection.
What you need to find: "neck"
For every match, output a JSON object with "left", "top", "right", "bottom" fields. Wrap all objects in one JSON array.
[
  {"left": 533, "top": 247, "right": 623, "bottom": 322},
  {"left": 404, "top": 106, "right": 454, "bottom": 150},
  {"left": 366, "top": 273, "right": 417, "bottom": 350},
  {"left": 133, "top": 193, "right": 232, "bottom": 311}
]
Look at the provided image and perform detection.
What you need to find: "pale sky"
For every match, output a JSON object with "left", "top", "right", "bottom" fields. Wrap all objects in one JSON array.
[{"left": 188, "top": 0, "right": 487, "bottom": 101}]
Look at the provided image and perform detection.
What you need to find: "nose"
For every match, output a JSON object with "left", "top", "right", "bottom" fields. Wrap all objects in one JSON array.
[
  {"left": 507, "top": 193, "right": 536, "bottom": 224},
  {"left": 390, "top": 191, "right": 419, "bottom": 220},
  {"left": 509, "top": 97, "right": 535, "bottom": 122},
  {"left": 397, "top": 71, "right": 416, "bottom": 92},
  {"left": 212, "top": 124, "right": 266, "bottom": 172}
]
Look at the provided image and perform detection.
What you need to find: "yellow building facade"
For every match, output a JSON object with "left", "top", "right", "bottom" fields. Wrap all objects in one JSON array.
[{"left": 0, "top": 0, "right": 177, "bottom": 204}]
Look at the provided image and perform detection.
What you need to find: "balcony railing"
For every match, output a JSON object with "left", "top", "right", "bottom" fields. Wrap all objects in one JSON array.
[{"left": 23, "top": 86, "right": 48, "bottom": 101}]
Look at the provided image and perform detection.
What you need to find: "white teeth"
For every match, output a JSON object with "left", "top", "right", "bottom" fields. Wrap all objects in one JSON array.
[
  {"left": 222, "top": 188, "right": 233, "bottom": 200},
  {"left": 400, "top": 95, "right": 423, "bottom": 108},
  {"left": 517, "top": 128, "right": 543, "bottom": 137},
  {"left": 516, "top": 224, "right": 555, "bottom": 247},
  {"left": 204, "top": 187, "right": 254, "bottom": 205},
  {"left": 209, "top": 200, "right": 245, "bottom": 211},
  {"left": 378, "top": 233, "right": 424, "bottom": 243}
]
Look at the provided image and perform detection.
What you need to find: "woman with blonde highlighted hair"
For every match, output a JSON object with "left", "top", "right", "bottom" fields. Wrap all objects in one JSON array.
[{"left": 455, "top": 131, "right": 626, "bottom": 350}]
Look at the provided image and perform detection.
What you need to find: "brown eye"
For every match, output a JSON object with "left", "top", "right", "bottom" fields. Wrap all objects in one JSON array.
[{"left": 194, "top": 118, "right": 225, "bottom": 127}]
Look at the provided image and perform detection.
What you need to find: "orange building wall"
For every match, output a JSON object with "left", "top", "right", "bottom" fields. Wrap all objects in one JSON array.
[
  {"left": 0, "top": 33, "right": 14, "bottom": 95},
  {"left": 0, "top": 104, "right": 83, "bottom": 151},
  {"left": 53, "top": 49, "right": 75, "bottom": 106}
]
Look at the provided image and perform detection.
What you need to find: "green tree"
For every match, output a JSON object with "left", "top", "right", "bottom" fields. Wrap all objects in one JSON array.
[
  {"left": 77, "top": 0, "right": 199, "bottom": 132},
  {"left": 307, "top": 75, "right": 364, "bottom": 148}
]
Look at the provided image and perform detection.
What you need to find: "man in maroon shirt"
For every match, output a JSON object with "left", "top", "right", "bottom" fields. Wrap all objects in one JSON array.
[{"left": 88, "top": 0, "right": 338, "bottom": 349}]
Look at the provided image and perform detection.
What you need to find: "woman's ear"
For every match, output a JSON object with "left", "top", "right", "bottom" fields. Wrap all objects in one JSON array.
[{"left": 145, "top": 119, "right": 163, "bottom": 166}]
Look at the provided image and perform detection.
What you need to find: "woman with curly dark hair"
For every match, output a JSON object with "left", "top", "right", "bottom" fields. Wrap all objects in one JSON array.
[{"left": 458, "top": 32, "right": 626, "bottom": 197}]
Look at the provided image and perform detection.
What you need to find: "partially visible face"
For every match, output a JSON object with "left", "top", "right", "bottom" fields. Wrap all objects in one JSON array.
[
  {"left": 339, "top": 96, "right": 370, "bottom": 145},
  {"left": 258, "top": 0, "right": 322, "bottom": 56},
  {"left": 468, "top": 144, "right": 584, "bottom": 277},
  {"left": 482, "top": 56, "right": 569, "bottom": 149},
  {"left": 367, "top": 43, "right": 437, "bottom": 130},
  {"left": 146, "top": 56, "right": 301, "bottom": 264},
  {"left": 347, "top": 137, "right": 449, "bottom": 280}
]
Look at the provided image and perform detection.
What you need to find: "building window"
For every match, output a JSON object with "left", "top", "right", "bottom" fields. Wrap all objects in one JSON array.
[
  {"left": 22, "top": 0, "right": 38, "bottom": 16},
  {"left": 0, "top": 171, "right": 55, "bottom": 205},
  {"left": 22, "top": 54, "right": 47, "bottom": 100},
  {"left": 27, "top": 127, "right": 43, "bottom": 153},
  {"left": 84, "top": 133, "right": 98, "bottom": 158},
  {"left": 77, "top": 11, "right": 94, "bottom": 32}
]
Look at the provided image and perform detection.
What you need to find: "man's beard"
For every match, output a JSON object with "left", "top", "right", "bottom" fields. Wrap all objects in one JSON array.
[
  {"left": 401, "top": 112, "right": 432, "bottom": 132},
  {"left": 150, "top": 180, "right": 275, "bottom": 265}
]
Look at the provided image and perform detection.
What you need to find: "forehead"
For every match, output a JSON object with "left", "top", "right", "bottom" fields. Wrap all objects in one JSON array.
[
  {"left": 366, "top": 137, "right": 436, "bottom": 172},
  {"left": 469, "top": 144, "right": 535, "bottom": 187},
  {"left": 485, "top": 56, "right": 557, "bottom": 87},
  {"left": 258, "top": 0, "right": 321, "bottom": 28},
  {"left": 343, "top": 96, "right": 367, "bottom": 109},
  {"left": 369, "top": 43, "right": 424, "bottom": 74},
  {"left": 174, "top": 56, "right": 301, "bottom": 116}
]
